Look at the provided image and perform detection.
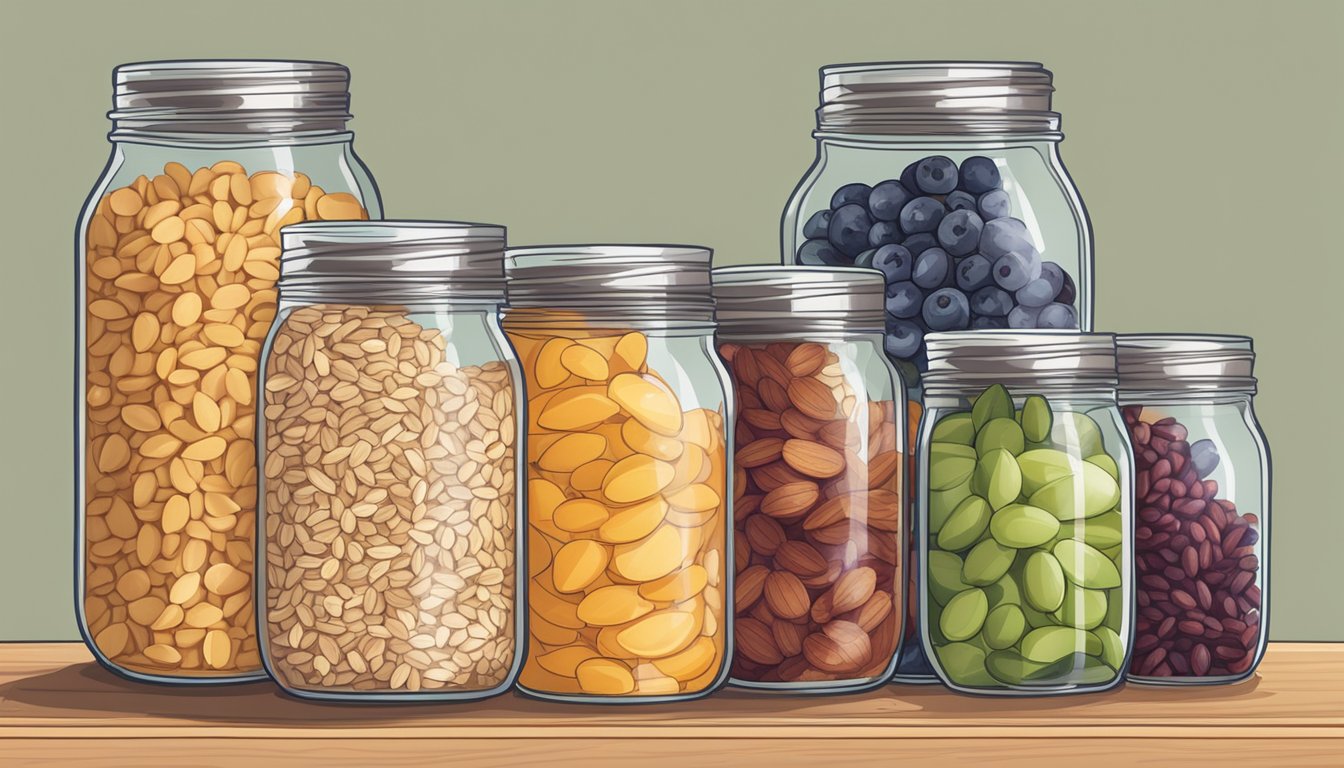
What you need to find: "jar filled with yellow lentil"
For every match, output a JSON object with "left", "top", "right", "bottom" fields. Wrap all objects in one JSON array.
[
  {"left": 503, "top": 245, "right": 733, "bottom": 702},
  {"left": 77, "top": 60, "right": 381, "bottom": 682}
]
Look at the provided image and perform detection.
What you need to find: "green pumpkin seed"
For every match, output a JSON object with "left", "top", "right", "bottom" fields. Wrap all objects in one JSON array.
[
  {"left": 1019, "top": 395, "right": 1053, "bottom": 443},
  {"left": 971, "top": 384, "right": 1015, "bottom": 432},
  {"left": 976, "top": 417, "right": 1025, "bottom": 456},
  {"left": 962, "top": 539, "right": 1016, "bottom": 586},
  {"left": 990, "top": 503, "right": 1060, "bottom": 548},
  {"left": 940, "top": 588, "right": 989, "bottom": 642},
  {"left": 1021, "top": 626, "right": 1095, "bottom": 663},
  {"left": 930, "top": 442, "right": 977, "bottom": 491},
  {"left": 1085, "top": 453, "right": 1120, "bottom": 480},
  {"left": 982, "top": 603, "right": 1027, "bottom": 650},
  {"left": 929, "top": 477, "right": 974, "bottom": 534},
  {"left": 935, "top": 642, "right": 996, "bottom": 687},
  {"left": 1091, "top": 625, "right": 1126, "bottom": 669},
  {"left": 936, "top": 495, "right": 992, "bottom": 552},
  {"left": 1049, "top": 411, "right": 1104, "bottom": 457},
  {"left": 1103, "top": 587, "right": 1125, "bottom": 631},
  {"left": 1022, "top": 602, "right": 1058, "bottom": 629},
  {"left": 928, "top": 550, "right": 971, "bottom": 605},
  {"left": 984, "top": 572, "right": 1021, "bottom": 608},
  {"left": 971, "top": 448, "right": 1022, "bottom": 511},
  {"left": 1028, "top": 462, "right": 1121, "bottom": 520},
  {"left": 1023, "top": 551, "right": 1066, "bottom": 612},
  {"left": 985, "top": 649, "right": 1078, "bottom": 685},
  {"left": 1016, "top": 448, "right": 1078, "bottom": 495},
  {"left": 932, "top": 412, "right": 976, "bottom": 445},
  {"left": 1053, "top": 539, "right": 1122, "bottom": 589},
  {"left": 1052, "top": 582, "right": 1109, "bottom": 630},
  {"left": 1074, "top": 654, "right": 1121, "bottom": 685},
  {"left": 1058, "top": 510, "right": 1123, "bottom": 549}
]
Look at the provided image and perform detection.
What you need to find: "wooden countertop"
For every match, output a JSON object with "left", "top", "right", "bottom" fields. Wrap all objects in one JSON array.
[{"left": 0, "top": 642, "right": 1340, "bottom": 766}]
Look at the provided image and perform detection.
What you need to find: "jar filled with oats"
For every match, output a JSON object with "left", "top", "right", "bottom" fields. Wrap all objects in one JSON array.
[
  {"left": 78, "top": 60, "right": 380, "bottom": 682},
  {"left": 503, "top": 246, "right": 732, "bottom": 702},
  {"left": 712, "top": 267, "right": 906, "bottom": 693},
  {"left": 257, "top": 222, "right": 522, "bottom": 700}
]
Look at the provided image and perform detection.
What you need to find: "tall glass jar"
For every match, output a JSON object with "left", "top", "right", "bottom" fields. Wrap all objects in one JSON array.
[
  {"left": 1117, "top": 335, "right": 1269, "bottom": 685},
  {"left": 917, "top": 332, "right": 1133, "bottom": 695},
  {"left": 503, "top": 246, "right": 732, "bottom": 702},
  {"left": 713, "top": 267, "right": 905, "bottom": 693},
  {"left": 256, "top": 222, "right": 523, "bottom": 701},
  {"left": 782, "top": 61, "right": 1093, "bottom": 389},
  {"left": 77, "top": 60, "right": 380, "bottom": 682}
]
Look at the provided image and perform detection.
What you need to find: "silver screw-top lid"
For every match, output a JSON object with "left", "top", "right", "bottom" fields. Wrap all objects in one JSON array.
[
  {"left": 504, "top": 245, "right": 715, "bottom": 323},
  {"left": 279, "top": 221, "right": 506, "bottom": 302},
  {"left": 109, "top": 59, "right": 353, "bottom": 136},
  {"left": 712, "top": 266, "right": 885, "bottom": 334},
  {"left": 923, "top": 331, "right": 1117, "bottom": 396},
  {"left": 817, "top": 61, "right": 1061, "bottom": 137},
  {"left": 1117, "top": 334, "right": 1257, "bottom": 395}
]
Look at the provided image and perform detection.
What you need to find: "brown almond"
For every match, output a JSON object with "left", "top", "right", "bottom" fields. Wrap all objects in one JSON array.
[
  {"left": 785, "top": 343, "right": 827, "bottom": 377},
  {"left": 749, "top": 460, "right": 810, "bottom": 493},
  {"left": 803, "top": 625, "right": 871, "bottom": 674},
  {"left": 736, "top": 617, "right": 784, "bottom": 666},
  {"left": 807, "top": 520, "right": 852, "bottom": 547},
  {"left": 718, "top": 342, "right": 739, "bottom": 362},
  {"left": 801, "top": 558, "right": 843, "bottom": 589},
  {"left": 830, "top": 566, "right": 877, "bottom": 614},
  {"left": 817, "top": 420, "right": 858, "bottom": 451},
  {"left": 765, "top": 342, "right": 796, "bottom": 363},
  {"left": 742, "top": 408, "right": 783, "bottom": 432},
  {"left": 773, "top": 539, "right": 829, "bottom": 578},
  {"left": 757, "top": 378, "right": 791, "bottom": 412},
  {"left": 868, "top": 530, "right": 901, "bottom": 566},
  {"left": 867, "top": 450, "right": 900, "bottom": 490},
  {"left": 787, "top": 377, "right": 838, "bottom": 421},
  {"left": 865, "top": 488, "right": 903, "bottom": 533},
  {"left": 763, "top": 571, "right": 811, "bottom": 620},
  {"left": 772, "top": 619, "right": 806, "bottom": 657},
  {"left": 734, "top": 536, "right": 751, "bottom": 572},
  {"left": 779, "top": 408, "right": 826, "bottom": 439},
  {"left": 756, "top": 352, "right": 793, "bottom": 387},
  {"left": 809, "top": 590, "right": 835, "bottom": 624},
  {"left": 803, "top": 494, "right": 853, "bottom": 531},
  {"left": 864, "top": 614, "right": 898, "bottom": 673},
  {"left": 849, "top": 590, "right": 893, "bottom": 632},
  {"left": 760, "top": 481, "right": 820, "bottom": 519},
  {"left": 749, "top": 599, "right": 776, "bottom": 624},
  {"left": 744, "top": 514, "right": 786, "bottom": 556},
  {"left": 736, "top": 386, "right": 764, "bottom": 410},
  {"left": 736, "top": 437, "right": 784, "bottom": 468},
  {"left": 732, "top": 347, "right": 761, "bottom": 387},
  {"left": 735, "top": 565, "right": 769, "bottom": 612},
  {"left": 781, "top": 439, "right": 846, "bottom": 479},
  {"left": 734, "top": 493, "right": 762, "bottom": 522}
]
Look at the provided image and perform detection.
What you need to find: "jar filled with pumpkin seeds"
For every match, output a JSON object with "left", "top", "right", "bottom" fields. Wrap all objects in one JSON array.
[{"left": 917, "top": 331, "right": 1134, "bottom": 695}]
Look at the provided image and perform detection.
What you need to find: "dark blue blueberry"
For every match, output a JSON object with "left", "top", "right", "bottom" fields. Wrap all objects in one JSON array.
[
  {"left": 979, "top": 217, "right": 1036, "bottom": 260},
  {"left": 1190, "top": 439, "right": 1220, "bottom": 479},
  {"left": 899, "top": 196, "right": 946, "bottom": 235},
  {"left": 802, "top": 210, "right": 832, "bottom": 240},
  {"left": 885, "top": 281, "right": 924, "bottom": 319},
  {"left": 946, "top": 190, "right": 978, "bottom": 212},
  {"left": 1007, "top": 305, "right": 1041, "bottom": 328},
  {"left": 1036, "top": 302, "right": 1079, "bottom": 329},
  {"left": 1015, "top": 277, "right": 1057, "bottom": 308},
  {"left": 872, "top": 244, "right": 913, "bottom": 283},
  {"left": 959, "top": 156, "right": 1002, "bottom": 194},
  {"left": 1038, "top": 262, "right": 1066, "bottom": 300},
  {"left": 901, "top": 232, "right": 938, "bottom": 257},
  {"left": 936, "top": 209, "right": 984, "bottom": 257},
  {"left": 830, "top": 183, "right": 872, "bottom": 209},
  {"left": 1056, "top": 271, "right": 1077, "bottom": 306},
  {"left": 868, "top": 220, "right": 902, "bottom": 248},
  {"left": 922, "top": 288, "right": 971, "bottom": 331},
  {"left": 970, "top": 286, "right": 1014, "bottom": 317},
  {"left": 797, "top": 239, "right": 848, "bottom": 266},
  {"left": 978, "top": 188, "right": 1012, "bottom": 220},
  {"left": 915, "top": 155, "right": 958, "bottom": 194},
  {"left": 912, "top": 247, "right": 953, "bottom": 290},
  {"left": 972, "top": 315, "right": 1009, "bottom": 330},
  {"left": 955, "top": 253, "right": 994, "bottom": 292},
  {"left": 900, "top": 161, "right": 920, "bottom": 193},
  {"left": 992, "top": 250, "right": 1043, "bottom": 291},
  {"left": 854, "top": 248, "right": 878, "bottom": 268},
  {"left": 868, "top": 180, "right": 913, "bottom": 222},
  {"left": 884, "top": 319, "right": 924, "bottom": 359},
  {"left": 828, "top": 203, "right": 873, "bottom": 257}
]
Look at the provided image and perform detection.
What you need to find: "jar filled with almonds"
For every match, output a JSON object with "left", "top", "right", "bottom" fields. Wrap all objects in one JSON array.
[
  {"left": 713, "top": 267, "right": 906, "bottom": 692},
  {"left": 503, "top": 246, "right": 732, "bottom": 702},
  {"left": 257, "top": 222, "right": 523, "bottom": 700},
  {"left": 77, "top": 60, "right": 380, "bottom": 683}
]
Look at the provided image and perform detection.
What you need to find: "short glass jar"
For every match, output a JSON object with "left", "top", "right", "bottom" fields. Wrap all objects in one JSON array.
[
  {"left": 917, "top": 332, "right": 1133, "bottom": 695},
  {"left": 77, "top": 60, "right": 380, "bottom": 683},
  {"left": 503, "top": 245, "right": 732, "bottom": 702},
  {"left": 256, "top": 222, "right": 523, "bottom": 701},
  {"left": 1117, "top": 335, "right": 1270, "bottom": 685},
  {"left": 781, "top": 61, "right": 1093, "bottom": 388},
  {"left": 713, "top": 267, "right": 905, "bottom": 693}
]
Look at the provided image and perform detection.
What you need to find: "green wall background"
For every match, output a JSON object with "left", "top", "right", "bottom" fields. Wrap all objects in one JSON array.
[{"left": 1, "top": 0, "right": 1340, "bottom": 641}]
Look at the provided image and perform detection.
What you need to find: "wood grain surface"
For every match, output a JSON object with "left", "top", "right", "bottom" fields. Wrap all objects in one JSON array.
[{"left": 1, "top": 642, "right": 1340, "bottom": 766}]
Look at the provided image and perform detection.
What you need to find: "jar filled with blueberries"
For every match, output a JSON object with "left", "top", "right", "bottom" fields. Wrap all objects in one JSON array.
[{"left": 782, "top": 61, "right": 1094, "bottom": 389}]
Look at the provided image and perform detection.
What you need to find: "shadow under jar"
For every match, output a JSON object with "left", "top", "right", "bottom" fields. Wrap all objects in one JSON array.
[
  {"left": 503, "top": 246, "right": 732, "bottom": 703},
  {"left": 1117, "top": 335, "right": 1270, "bottom": 685},
  {"left": 257, "top": 222, "right": 523, "bottom": 701},
  {"left": 918, "top": 332, "right": 1134, "bottom": 695},
  {"left": 713, "top": 267, "right": 906, "bottom": 692},
  {"left": 781, "top": 61, "right": 1093, "bottom": 391},
  {"left": 77, "top": 60, "right": 380, "bottom": 683}
]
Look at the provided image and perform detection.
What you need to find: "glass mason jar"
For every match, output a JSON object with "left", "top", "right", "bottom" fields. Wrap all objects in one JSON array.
[
  {"left": 1117, "top": 335, "right": 1270, "bottom": 685},
  {"left": 503, "top": 246, "right": 732, "bottom": 702},
  {"left": 256, "top": 222, "right": 523, "bottom": 701},
  {"left": 77, "top": 60, "right": 381, "bottom": 683},
  {"left": 781, "top": 61, "right": 1093, "bottom": 390},
  {"left": 712, "top": 267, "right": 905, "bottom": 692},
  {"left": 917, "top": 332, "right": 1133, "bottom": 695}
]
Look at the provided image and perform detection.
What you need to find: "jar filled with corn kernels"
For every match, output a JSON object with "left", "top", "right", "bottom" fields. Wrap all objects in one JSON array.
[
  {"left": 258, "top": 222, "right": 522, "bottom": 701},
  {"left": 503, "top": 245, "right": 732, "bottom": 702},
  {"left": 713, "top": 267, "right": 906, "bottom": 692},
  {"left": 77, "top": 60, "right": 381, "bottom": 682}
]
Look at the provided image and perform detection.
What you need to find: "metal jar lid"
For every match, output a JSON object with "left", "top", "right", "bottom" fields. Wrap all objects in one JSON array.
[
  {"left": 109, "top": 59, "right": 353, "bottom": 137},
  {"left": 712, "top": 266, "right": 885, "bottom": 334},
  {"left": 1116, "top": 334, "right": 1257, "bottom": 395},
  {"left": 816, "top": 61, "right": 1061, "bottom": 137},
  {"left": 923, "top": 331, "right": 1117, "bottom": 396},
  {"left": 504, "top": 245, "right": 715, "bottom": 323},
  {"left": 279, "top": 221, "right": 506, "bottom": 302}
]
